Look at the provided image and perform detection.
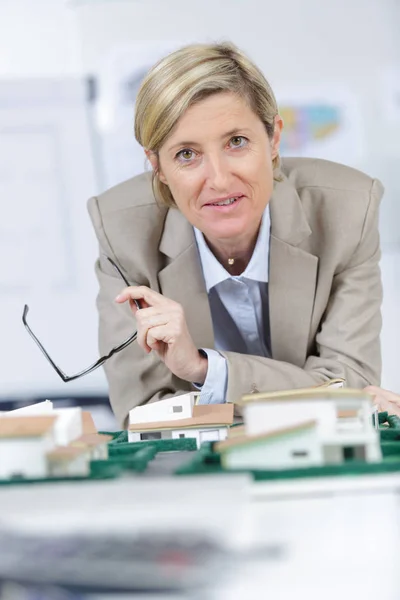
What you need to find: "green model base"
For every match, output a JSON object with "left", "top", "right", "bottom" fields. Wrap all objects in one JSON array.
[
  {"left": 0, "top": 437, "right": 198, "bottom": 486},
  {"left": 173, "top": 414, "right": 400, "bottom": 480},
  {"left": 173, "top": 441, "right": 400, "bottom": 480},
  {"left": 1, "top": 413, "right": 400, "bottom": 486},
  {"left": 108, "top": 437, "right": 197, "bottom": 455}
]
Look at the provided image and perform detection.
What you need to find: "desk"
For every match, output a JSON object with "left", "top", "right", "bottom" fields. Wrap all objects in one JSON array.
[
  {"left": 217, "top": 473, "right": 400, "bottom": 600},
  {"left": 0, "top": 471, "right": 399, "bottom": 599}
]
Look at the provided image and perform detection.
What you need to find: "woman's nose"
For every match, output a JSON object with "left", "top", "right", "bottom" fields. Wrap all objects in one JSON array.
[{"left": 205, "top": 155, "right": 231, "bottom": 191}]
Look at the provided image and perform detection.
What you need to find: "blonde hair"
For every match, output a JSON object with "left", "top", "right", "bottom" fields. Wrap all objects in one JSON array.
[{"left": 134, "top": 42, "right": 281, "bottom": 207}]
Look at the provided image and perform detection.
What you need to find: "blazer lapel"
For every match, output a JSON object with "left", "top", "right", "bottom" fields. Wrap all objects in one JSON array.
[
  {"left": 269, "top": 174, "right": 319, "bottom": 366},
  {"left": 158, "top": 208, "right": 215, "bottom": 350}
]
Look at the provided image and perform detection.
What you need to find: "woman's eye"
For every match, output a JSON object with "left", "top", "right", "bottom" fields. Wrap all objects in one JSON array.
[
  {"left": 176, "top": 149, "right": 195, "bottom": 161},
  {"left": 229, "top": 136, "right": 247, "bottom": 148}
]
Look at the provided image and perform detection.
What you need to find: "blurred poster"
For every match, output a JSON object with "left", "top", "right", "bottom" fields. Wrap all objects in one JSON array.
[
  {"left": 277, "top": 87, "right": 365, "bottom": 167},
  {"left": 95, "top": 41, "right": 192, "bottom": 190}
]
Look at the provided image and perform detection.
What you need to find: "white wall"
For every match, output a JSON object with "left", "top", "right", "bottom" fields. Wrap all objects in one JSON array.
[{"left": 0, "top": 0, "right": 82, "bottom": 78}]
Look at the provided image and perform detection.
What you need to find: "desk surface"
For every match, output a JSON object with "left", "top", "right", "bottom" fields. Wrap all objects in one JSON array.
[{"left": 0, "top": 470, "right": 399, "bottom": 600}]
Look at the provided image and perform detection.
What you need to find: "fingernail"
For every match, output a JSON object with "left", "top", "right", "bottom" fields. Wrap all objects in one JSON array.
[{"left": 115, "top": 294, "right": 122, "bottom": 301}]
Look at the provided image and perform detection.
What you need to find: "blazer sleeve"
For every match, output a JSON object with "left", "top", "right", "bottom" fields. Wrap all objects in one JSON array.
[
  {"left": 220, "top": 178, "right": 383, "bottom": 402},
  {"left": 87, "top": 196, "right": 192, "bottom": 427}
]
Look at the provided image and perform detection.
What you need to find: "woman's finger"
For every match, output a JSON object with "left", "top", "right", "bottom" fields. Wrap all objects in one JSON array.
[
  {"left": 115, "top": 285, "right": 168, "bottom": 308},
  {"left": 136, "top": 312, "right": 169, "bottom": 352},
  {"left": 146, "top": 324, "right": 171, "bottom": 349},
  {"left": 366, "top": 386, "right": 400, "bottom": 406}
]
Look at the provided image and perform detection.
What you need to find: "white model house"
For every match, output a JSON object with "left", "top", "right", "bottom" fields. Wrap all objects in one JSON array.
[
  {"left": 71, "top": 433, "right": 113, "bottom": 460},
  {"left": 47, "top": 445, "right": 91, "bottom": 477},
  {"left": 0, "top": 403, "right": 111, "bottom": 480},
  {"left": 130, "top": 393, "right": 199, "bottom": 425},
  {"left": 217, "top": 420, "right": 322, "bottom": 470},
  {"left": 69, "top": 411, "right": 112, "bottom": 460},
  {"left": 0, "top": 416, "right": 58, "bottom": 479},
  {"left": 216, "top": 387, "right": 381, "bottom": 470},
  {"left": 51, "top": 407, "right": 84, "bottom": 446},
  {"left": 0, "top": 399, "right": 54, "bottom": 416},
  {"left": 128, "top": 393, "right": 234, "bottom": 448},
  {"left": 2, "top": 402, "right": 84, "bottom": 447},
  {"left": 82, "top": 411, "right": 98, "bottom": 435}
]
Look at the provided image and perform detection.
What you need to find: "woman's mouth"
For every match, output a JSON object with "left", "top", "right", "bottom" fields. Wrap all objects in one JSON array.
[{"left": 205, "top": 194, "right": 244, "bottom": 209}]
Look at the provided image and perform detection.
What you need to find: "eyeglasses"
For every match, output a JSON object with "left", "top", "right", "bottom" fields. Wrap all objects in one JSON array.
[{"left": 22, "top": 257, "right": 139, "bottom": 382}]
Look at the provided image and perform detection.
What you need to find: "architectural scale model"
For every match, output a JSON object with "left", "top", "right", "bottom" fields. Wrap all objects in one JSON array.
[
  {"left": 128, "top": 393, "right": 234, "bottom": 449},
  {"left": 216, "top": 387, "right": 381, "bottom": 470},
  {"left": 0, "top": 402, "right": 112, "bottom": 479}
]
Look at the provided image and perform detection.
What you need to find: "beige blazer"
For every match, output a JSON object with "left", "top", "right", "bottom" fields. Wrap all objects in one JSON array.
[{"left": 88, "top": 157, "right": 383, "bottom": 426}]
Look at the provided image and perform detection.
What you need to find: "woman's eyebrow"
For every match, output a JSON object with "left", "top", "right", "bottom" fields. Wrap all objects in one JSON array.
[
  {"left": 167, "top": 140, "right": 198, "bottom": 153},
  {"left": 222, "top": 127, "right": 252, "bottom": 138}
]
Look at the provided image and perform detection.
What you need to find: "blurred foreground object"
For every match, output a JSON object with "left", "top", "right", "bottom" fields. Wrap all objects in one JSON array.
[
  {"left": 0, "top": 402, "right": 111, "bottom": 480},
  {"left": 0, "top": 529, "right": 230, "bottom": 594}
]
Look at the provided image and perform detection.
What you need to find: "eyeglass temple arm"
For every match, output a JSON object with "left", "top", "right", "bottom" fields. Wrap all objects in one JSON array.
[
  {"left": 22, "top": 305, "right": 71, "bottom": 382},
  {"left": 105, "top": 256, "right": 141, "bottom": 310},
  {"left": 22, "top": 304, "right": 137, "bottom": 382},
  {"left": 21, "top": 256, "right": 139, "bottom": 383},
  {"left": 55, "top": 330, "right": 138, "bottom": 381}
]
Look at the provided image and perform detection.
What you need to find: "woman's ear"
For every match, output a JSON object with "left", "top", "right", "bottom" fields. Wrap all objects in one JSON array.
[
  {"left": 145, "top": 150, "right": 168, "bottom": 185},
  {"left": 271, "top": 114, "right": 284, "bottom": 159}
]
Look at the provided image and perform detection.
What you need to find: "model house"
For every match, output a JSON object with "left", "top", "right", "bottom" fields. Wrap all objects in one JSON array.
[
  {"left": 216, "top": 387, "right": 381, "bottom": 470},
  {"left": 52, "top": 407, "right": 83, "bottom": 446},
  {"left": 130, "top": 393, "right": 199, "bottom": 425},
  {"left": 47, "top": 445, "right": 91, "bottom": 478},
  {"left": 0, "top": 416, "right": 58, "bottom": 479},
  {"left": 217, "top": 420, "right": 322, "bottom": 470},
  {"left": 3, "top": 402, "right": 84, "bottom": 447},
  {"left": 82, "top": 411, "right": 98, "bottom": 435},
  {"left": 0, "top": 403, "right": 110, "bottom": 480},
  {"left": 243, "top": 387, "right": 375, "bottom": 434},
  {"left": 71, "top": 432, "right": 113, "bottom": 460},
  {"left": 128, "top": 394, "right": 234, "bottom": 449},
  {"left": 0, "top": 399, "right": 54, "bottom": 416}
]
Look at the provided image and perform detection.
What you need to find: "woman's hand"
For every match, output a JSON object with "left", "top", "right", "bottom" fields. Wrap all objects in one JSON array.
[
  {"left": 364, "top": 386, "right": 400, "bottom": 418},
  {"left": 115, "top": 286, "right": 208, "bottom": 384}
]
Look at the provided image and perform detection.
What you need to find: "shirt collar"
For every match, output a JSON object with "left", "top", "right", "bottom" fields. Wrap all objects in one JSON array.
[{"left": 194, "top": 205, "right": 270, "bottom": 292}]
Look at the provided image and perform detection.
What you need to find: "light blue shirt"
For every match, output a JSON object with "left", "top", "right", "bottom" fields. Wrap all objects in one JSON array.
[{"left": 193, "top": 207, "right": 271, "bottom": 404}]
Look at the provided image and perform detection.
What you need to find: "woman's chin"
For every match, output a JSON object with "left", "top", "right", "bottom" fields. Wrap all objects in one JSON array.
[{"left": 201, "top": 222, "right": 247, "bottom": 242}]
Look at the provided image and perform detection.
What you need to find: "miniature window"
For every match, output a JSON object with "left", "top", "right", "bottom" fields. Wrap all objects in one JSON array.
[
  {"left": 140, "top": 432, "right": 162, "bottom": 441},
  {"left": 291, "top": 450, "right": 308, "bottom": 458},
  {"left": 343, "top": 445, "right": 366, "bottom": 461},
  {"left": 354, "top": 446, "right": 367, "bottom": 460},
  {"left": 172, "top": 406, "right": 183, "bottom": 413},
  {"left": 343, "top": 446, "right": 355, "bottom": 461}
]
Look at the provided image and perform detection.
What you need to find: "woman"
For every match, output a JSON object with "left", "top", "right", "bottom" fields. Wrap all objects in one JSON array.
[{"left": 88, "top": 42, "right": 383, "bottom": 426}]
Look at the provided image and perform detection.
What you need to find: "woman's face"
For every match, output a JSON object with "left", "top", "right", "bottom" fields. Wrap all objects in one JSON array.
[{"left": 153, "top": 92, "right": 282, "bottom": 245}]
